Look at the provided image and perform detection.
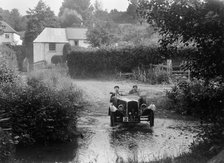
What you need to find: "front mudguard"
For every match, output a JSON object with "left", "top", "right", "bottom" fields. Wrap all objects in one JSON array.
[{"left": 141, "top": 109, "right": 154, "bottom": 126}]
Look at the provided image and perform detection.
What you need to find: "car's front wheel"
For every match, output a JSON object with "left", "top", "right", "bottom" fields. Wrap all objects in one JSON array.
[
  {"left": 110, "top": 112, "right": 115, "bottom": 126},
  {"left": 149, "top": 110, "right": 154, "bottom": 127}
]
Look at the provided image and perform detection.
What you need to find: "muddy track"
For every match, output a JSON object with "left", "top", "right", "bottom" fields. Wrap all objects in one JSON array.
[{"left": 73, "top": 80, "right": 200, "bottom": 163}]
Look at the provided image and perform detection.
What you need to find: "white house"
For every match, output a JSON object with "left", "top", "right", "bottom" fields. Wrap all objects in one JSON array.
[
  {"left": 33, "top": 27, "right": 89, "bottom": 65},
  {"left": 0, "top": 21, "right": 22, "bottom": 45},
  {"left": 66, "top": 28, "right": 89, "bottom": 48}
]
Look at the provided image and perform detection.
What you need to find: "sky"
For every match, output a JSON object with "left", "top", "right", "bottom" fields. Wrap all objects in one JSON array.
[{"left": 0, "top": 0, "right": 130, "bottom": 15}]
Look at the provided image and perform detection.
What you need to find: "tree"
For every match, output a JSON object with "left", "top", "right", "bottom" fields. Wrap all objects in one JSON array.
[
  {"left": 86, "top": 0, "right": 118, "bottom": 47},
  {"left": 127, "top": 0, "right": 138, "bottom": 19},
  {"left": 86, "top": 21, "right": 116, "bottom": 47},
  {"left": 138, "top": 0, "right": 224, "bottom": 81},
  {"left": 59, "top": 0, "right": 93, "bottom": 27},
  {"left": 0, "top": 8, "right": 27, "bottom": 31},
  {"left": 24, "top": 0, "right": 60, "bottom": 45},
  {"left": 9, "top": 9, "right": 27, "bottom": 31}
]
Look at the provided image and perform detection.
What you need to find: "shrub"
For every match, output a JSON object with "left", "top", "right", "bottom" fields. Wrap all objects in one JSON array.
[
  {"left": 0, "top": 62, "right": 17, "bottom": 84},
  {"left": 63, "top": 43, "right": 72, "bottom": 60},
  {"left": 0, "top": 67, "right": 83, "bottom": 145},
  {"left": 0, "top": 61, "right": 18, "bottom": 161},
  {"left": 51, "top": 55, "right": 65, "bottom": 65},
  {"left": 132, "top": 66, "right": 170, "bottom": 84},
  {"left": 166, "top": 80, "right": 224, "bottom": 126},
  {"left": 0, "top": 45, "right": 17, "bottom": 70},
  {"left": 67, "top": 46, "right": 163, "bottom": 77},
  {"left": 166, "top": 80, "right": 224, "bottom": 144},
  {"left": 11, "top": 45, "right": 26, "bottom": 71},
  {"left": 0, "top": 129, "right": 14, "bottom": 162}
]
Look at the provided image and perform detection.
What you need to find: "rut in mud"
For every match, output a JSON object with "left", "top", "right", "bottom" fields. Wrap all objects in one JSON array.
[{"left": 73, "top": 80, "right": 200, "bottom": 163}]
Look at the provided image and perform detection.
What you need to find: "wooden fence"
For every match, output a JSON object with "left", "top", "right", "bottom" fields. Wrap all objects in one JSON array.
[{"left": 117, "top": 60, "right": 191, "bottom": 82}]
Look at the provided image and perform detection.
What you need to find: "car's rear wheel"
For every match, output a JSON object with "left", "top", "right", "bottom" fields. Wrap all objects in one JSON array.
[{"left": 110, "top": 112, "right": 115, "bottom": 126}]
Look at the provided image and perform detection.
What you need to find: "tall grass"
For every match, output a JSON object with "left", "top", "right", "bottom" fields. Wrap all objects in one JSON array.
[{"left": 132, "top": 66, "right": 170, "bottom": 84}]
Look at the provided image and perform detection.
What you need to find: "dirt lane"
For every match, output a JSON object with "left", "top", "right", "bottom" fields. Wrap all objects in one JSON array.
[{"left": 72, "top": 79, "right": 200, "bottom": 163}]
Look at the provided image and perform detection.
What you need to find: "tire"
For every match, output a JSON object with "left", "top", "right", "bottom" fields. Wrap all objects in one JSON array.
[
  {"left": 149, "top": 110, "right": 154, "bottom": 127},
  {"left": 110, "top": 112, "right": 115, "bottom": 126}
]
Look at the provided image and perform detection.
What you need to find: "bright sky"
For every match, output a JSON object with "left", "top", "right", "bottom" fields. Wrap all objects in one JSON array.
[{"left": 0, "top": 0, "right": 130, "bottom": 15}]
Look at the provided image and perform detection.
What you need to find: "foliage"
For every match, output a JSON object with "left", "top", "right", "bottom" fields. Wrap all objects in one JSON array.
[
  {"left": 109, "top": 9, "right": 137, "bottom": 24},
  {"left": 0, "top": 130, "right": 14, "bottom": 162},
  {"left": 0, "top": 66, "right": 83, "bottom": 146},
  {"left": 24, "top": 0, "right": 60, "bottom": 45},
  {"left": 117, "top": 23, "right": 159, "bottom": 46},
  {"left": 132, "top": 66, "right": 170, "bottom": 84},
  {"left": 0, "top": 61, "right": 18, "bottom": 161},
  {"left": 138, "top": 0, "right": 224, "bottom": 81},
  {"left": 63, "top": 43, "right": 72, "bottom": 60},
  {"left": 59, "top": 0, "right": 93, "bottom": 27},
  {"left": 127, "top": 0, "right": 138, "bottom": 19},
  {"left": 67, "top": 46, "right": 163, "bottom": 77},
  {"left": 11, "top": 45, "right": 26, "bottom": 72},
  {"left": 0, "top": 45, "right": 17, "bottom": 70},
  {"left": 0, "top": 62, "right": 17, "bottom": 85},
  {"left": 0, "top": 8, "right": 27, "bottom": 31},
  {"left": 51, "top": 55, "right": 65, "bottom": 65},
  {"left": 166, "top": 80, "right": 224, "bottom": 127},
  {"left": 86, "top": 21, "right": 117, "bottom": 47}
]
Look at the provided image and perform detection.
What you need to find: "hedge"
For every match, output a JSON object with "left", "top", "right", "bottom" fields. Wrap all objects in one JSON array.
[{"left": 67, "top": 46, "right": 164, "bottom": 77}]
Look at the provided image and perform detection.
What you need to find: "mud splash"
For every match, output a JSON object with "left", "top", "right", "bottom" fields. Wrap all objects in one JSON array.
[{"left": 74, "top": 115, "right": 199, "bottom": 163}]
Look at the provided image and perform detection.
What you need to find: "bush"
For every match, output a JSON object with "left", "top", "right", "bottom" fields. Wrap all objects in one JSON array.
[
  {"left": 0, "top": 129, "right": 14, "bottom": 162},
  {"left": 0, "top": 62, "right": 18, "bottom": 161},
  {"left": 166, "top": 79, "right": 224, "bottom": 128},
  {"left": 67, "top": 46, "right": 163, "bottom": 77},
  {"left": 0, "top": 45, "right": 17, "bottom": 70},
  {"left": 132, "top": 66, "right": 170, "bottom": 84},
  {"left": 11, "top": 45, "right": 26, "bottom": 71},
  {"left": 0, "top": 62, "right": 18, "bottom": 85},
  {"left": 0, "top": 68, "right": 83, "bottom": 146}
]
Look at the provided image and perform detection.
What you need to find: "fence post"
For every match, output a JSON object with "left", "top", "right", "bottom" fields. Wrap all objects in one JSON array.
[
  {"left": 188, "top": 70, "right": 191, "bottom": 81},
  {"left": 167, "top": 59, "right": 172, "bottom": 75}
]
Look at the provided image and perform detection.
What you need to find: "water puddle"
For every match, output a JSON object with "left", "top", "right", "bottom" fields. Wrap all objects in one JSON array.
[
  {"left": 14, "top": 115, "right": 199, "bottom": 163},
  {"left": 73, "top": 115, "right": 199, "bottom": 163}
]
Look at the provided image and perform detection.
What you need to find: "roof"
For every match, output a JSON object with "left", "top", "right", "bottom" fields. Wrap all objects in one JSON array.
[
  {"left": 33, "top": 27, "right": 88, "bottom": 43},
  {"left": 0, "top": 21, "right": 17, "bottom": 33},
  {"left": 66, "top": 28, "right": 87, "bottom": 40},
  {"left": 33, "top": 28, "right": 69, "bottom": 43}
]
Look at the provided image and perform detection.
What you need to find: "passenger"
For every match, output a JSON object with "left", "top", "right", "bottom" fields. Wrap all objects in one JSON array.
[{"left": 129, "top": 85, "right": 140, "bottom": 95}]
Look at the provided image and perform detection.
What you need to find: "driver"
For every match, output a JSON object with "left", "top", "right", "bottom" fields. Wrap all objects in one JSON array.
[
  {"left": 110, "top": 85, "right": 121, "bottom": 103},
  {"left": 109, "top": 85, "right": 121, "bottom": 115},
  {"left": 113, "top": 85, "right": 121, "bottom": 96},
  {"left": 129, "top": 85, "right": 140, "bottom": 95}
]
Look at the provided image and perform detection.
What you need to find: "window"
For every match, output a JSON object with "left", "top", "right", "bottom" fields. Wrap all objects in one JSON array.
[
  {"left": 74, "top": 40, "right": 79, "bottom": 46},
  {"left": 5, "top": 34, "right": 9, "bottom": 39},
  {"left": 49, "top": 43, "right": 56, "bottom": 51}
]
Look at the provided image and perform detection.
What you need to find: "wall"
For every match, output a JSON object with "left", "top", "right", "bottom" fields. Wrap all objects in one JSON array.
[
  {"left": 13, "top": 33, "right": 22, "bottom": 45},
  {"left": 69, "top": 39, "right": 89, "bottom": 48},
  {"left": 33, "top": 42, "right": 65, "bottom": 64},
  {"left": 0, "top": 33, "right": 14, "bottom": 45},
  {"left": 0, "top": 33, "right": 22, "bottom": 45},
  {"left": 33, "top": 43, "right": 45, "bottom": 63}
]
